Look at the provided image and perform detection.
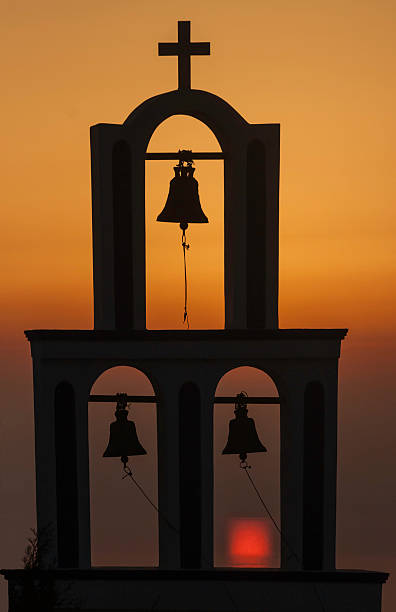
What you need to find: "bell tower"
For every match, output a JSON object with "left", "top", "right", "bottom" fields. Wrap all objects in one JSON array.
[
  {"left": 90, "top": 20, "right": 279, "bottom": 332},
  {"left": 2, "top": 19, "right": 388, "bottom": 612}
]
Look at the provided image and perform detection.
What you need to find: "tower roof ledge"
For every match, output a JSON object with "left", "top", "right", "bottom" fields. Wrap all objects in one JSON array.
[{"left": 24, "top": 329, "right": 349, "bottom": 343}]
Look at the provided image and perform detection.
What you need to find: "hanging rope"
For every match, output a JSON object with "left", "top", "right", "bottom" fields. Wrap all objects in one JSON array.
[
  {"left": 240, "top": 464, "right": 327, "bottom": 612},
  {"left": 181, "top": 227, "right": 190, "bottom": 328},
  {"left": 240, "top": 464, "right": 296, "bottom": 561},
  {"left": 121, "top": 461, "right": 239, "bottom": 612},
  {"left": 122, "top": 464, "right": 178, "bottom": 535}
]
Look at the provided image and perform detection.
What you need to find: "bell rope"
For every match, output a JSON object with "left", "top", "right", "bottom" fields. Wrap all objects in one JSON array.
[
  {"left": 122, "top": 463, "right": 177, "bottom": 534},
  {"left": 181, "top": 227, "right": 190, "bottom": 328}
]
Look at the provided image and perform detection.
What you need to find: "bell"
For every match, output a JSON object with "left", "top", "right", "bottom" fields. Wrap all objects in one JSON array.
[
  {"left": 103, "top": 394, "right": 147, "bottom": 465},
  {"left": 222, "top": 392, "right": 267, "bottom": 462},
  {"left": 157, "top": 156, "right": 208, "bottom": 227}
]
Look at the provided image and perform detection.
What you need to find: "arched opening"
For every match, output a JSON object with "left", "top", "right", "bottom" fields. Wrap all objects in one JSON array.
[
  {"left": 214, "top": 366, "right": 280, "bottom": 568},
  {"left": 88, "top": 366, "right": 158, "bottom": 566},
  {"left": 145, "top": 115, "right": 224, "bottom": 330},
  {"left": 55, "top": 381, "right": 79, "bottom": 568}
]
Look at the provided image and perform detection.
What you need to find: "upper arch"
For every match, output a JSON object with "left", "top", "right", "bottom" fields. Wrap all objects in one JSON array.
[
  {"left": 123, "top": 89, "right": 248, "bottom": 152},
  {"left": 214, "top": 364, "right": 283, "bottom": 400},
  {"left": 86, "top": 362, "right": 159, "bottom": 401}
]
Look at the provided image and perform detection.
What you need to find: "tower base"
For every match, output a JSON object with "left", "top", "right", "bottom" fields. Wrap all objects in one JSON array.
[{"left": 1, "top": 568, "right": 388, "bottom": 612}]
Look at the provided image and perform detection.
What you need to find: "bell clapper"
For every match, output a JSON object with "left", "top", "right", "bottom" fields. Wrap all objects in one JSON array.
[
  {"left": 121, "top": 456, "right": 129, "bottom": 469},
  {"left": 239, "top": 454, "right": 251, "bottom": 470},
  {"left": 122, "top": 459, "right": 133, "bottom": 479}
]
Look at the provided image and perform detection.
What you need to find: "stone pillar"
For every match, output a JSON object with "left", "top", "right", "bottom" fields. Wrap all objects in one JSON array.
[
  {"left": 90, "top": 125, "right": 119, "bottom": 329},
  {"left": 199, "top": 380, "right": 216, "bottom": 568},
  {"left": 129, "top": 140, "right": 146, "bottom": 330},
  {"left": 321, "top": 363, "right": 339, "bottom": 570},
  {"left": 73, "top": 378, "right": 92, "bottom": 568},
  {"left": 31, "top": 358, "right": 58, "bottom": 568},
  {"left": 297, "top": 361, "right": 339, "bottom": 571},
  {"left": 245, "top": 125, "right": 280, "bottom": 329},
  {"left": 224, "top": 148, "right": 247, "bottom": 329},
  {"left": 179, "top": 382, "right": 203, "bottom": 568},
  {"left": 280, "top": 372, "right": 305, "bottom": 569},
  {"left": 153, "top": 364, "right": 216, "bottom": 570},
  {"left": 54, "top": 380, "right": 79, "bottom": 568},
  {"left": 90, "top": 125, "right": 146, "bottom": 330},
  {"left": 303, "top": 379, "right": 325, "bottom": 569},
  {"left": 154, "top": 368, "right": 181, "bottom": 569},
  {"left": 31, "top": 351, "right": 92, "bottom": 569}
]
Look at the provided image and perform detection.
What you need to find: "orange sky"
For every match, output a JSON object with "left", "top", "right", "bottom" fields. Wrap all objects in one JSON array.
[
  {"left": 1, "top": 0, "right": 396, "bottom": 336},
  {"left": 1, "top": 1, "right": 396, "bottom": 610}
]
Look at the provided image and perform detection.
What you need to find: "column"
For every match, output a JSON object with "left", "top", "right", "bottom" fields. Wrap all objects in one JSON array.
[
  {"left": 301, "top": 363, "right": 338, "bottom": 570},
  {"left": 90, "top": 125, "right": 146, "bottom": 330},
  {"left": 199, "top": 381, "right": 215, "bottom": 568},
  {"left": 245, "top": 124, "right": 280, "bottom": 329},
  {"left": 179, "top": 382, "right": 202, "bottom": 568},
  {"left": 322, "top": 363, "right": 339, "bottom": 570},
  {"left": 224, "top": 148, "right": 247, "bottom": 329},
  {"left": 280, "top": 373, "right": 305, "bottom": 569},
  {"left": 73, "top": 377, "right": 92, "bottom": 568},
  {"left": 154, "top": 369, "right": 181, "bottom": 569},
  {"left": 32, "top": 359, "right": 58, "bottom": 568},
  {"left": 32, "top": 353, "right": 92, "bottom": 569},
  {"left": 302, "top": 380, "right": 325, "bottom": 569}
]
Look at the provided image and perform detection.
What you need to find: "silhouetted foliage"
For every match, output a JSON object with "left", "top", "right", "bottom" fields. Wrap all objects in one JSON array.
[
  {"left": 22, "top": 528, "right": 39, "bottom": 570},
  {"left": 11, "top": 526, "right": 80, "bottom": 611}
]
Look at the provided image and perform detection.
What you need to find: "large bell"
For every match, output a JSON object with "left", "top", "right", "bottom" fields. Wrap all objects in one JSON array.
[
  {"left": 157, "top": 157, "right": 208, "bottom": 227},
  {"left": 222, "top": 392, "right": 267, "bottom": 462},
  {"left": 103, "top": 395, "right": 147, "bottom": 465}
]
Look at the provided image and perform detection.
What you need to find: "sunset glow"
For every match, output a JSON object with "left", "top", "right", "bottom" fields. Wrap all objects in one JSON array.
[{"left": 228, "top": 519, "right": 272, "bottom": 567}]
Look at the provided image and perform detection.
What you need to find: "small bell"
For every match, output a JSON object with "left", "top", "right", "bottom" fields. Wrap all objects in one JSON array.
[
  {"left": 222, "top": 392, "right": 267, "bottom": 463},
  {"left": 157, "top": 150, "right": 208, "bottom": 228},
  {"left": 103, "top": 394, "right": 147, "bottom": 466}
]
